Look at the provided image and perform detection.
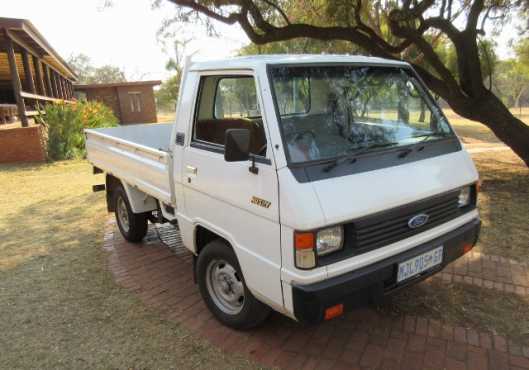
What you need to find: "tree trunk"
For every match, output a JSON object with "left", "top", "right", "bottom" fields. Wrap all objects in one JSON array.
[{"left": 470, "top": 91, "right": 529, "bottom": 167}]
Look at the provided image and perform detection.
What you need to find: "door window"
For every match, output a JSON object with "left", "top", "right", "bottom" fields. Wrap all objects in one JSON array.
[{"left": 193, "top": 75, "right": 267, "bottom": 156}]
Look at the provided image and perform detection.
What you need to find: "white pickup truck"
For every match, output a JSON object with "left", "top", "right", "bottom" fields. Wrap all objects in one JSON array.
[{"left": 86, "top": 55, "right": 481, "bottom": 329}]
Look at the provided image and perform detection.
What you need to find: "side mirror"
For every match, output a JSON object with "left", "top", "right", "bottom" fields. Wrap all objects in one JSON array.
[{"left": 225, "top": 129, "right": 251, "bottom": 162}]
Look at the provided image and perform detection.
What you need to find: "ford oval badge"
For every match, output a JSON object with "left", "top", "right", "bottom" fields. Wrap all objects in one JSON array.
[{"left": 408, "top": 213, "right": 429, "bottom": 229}]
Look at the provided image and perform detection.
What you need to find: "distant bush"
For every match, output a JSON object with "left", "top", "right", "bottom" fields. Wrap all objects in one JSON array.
[{"left": 39, "top": 101, "right": 118, "bottom": 161}]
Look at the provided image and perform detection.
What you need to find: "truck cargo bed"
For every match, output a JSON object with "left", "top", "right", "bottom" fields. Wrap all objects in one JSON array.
[{"left": 85, "top": 124, "right": 174, "bottom": 204}]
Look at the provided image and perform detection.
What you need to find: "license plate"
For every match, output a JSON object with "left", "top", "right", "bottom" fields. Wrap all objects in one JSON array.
[{"left": 397, "top": 246, "right": 444, "bottom": 283}]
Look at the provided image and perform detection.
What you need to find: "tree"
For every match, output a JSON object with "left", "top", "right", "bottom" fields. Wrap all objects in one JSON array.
[
  {"left": 67, "top": 53, "right": 127, "bottom": 84},
  {"left": 154, "top": 22, "right": 193, "bottom": 112},
  {"left": 493, "top": 38, "right": 529, "bottom": 115},
  {"left": 163, "top": 0, "right": 529, "bottom": 166},
  {"left": 156, "top": 74, "right": 180, "bottom": 111}
]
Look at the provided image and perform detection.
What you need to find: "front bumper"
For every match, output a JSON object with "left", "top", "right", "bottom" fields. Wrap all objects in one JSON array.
[{"left": 292, "top": 218, "right": 481, "bottom": 324}]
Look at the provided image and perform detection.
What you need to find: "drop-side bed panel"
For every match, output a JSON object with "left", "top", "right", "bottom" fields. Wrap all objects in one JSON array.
[{"left": 85, "top": 124, "right": 173, "bottom": 204}]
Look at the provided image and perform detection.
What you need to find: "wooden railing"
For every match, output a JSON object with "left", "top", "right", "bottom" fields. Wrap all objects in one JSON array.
[{"left": 20, "top": 91, "right": 75, "bottom": 118}]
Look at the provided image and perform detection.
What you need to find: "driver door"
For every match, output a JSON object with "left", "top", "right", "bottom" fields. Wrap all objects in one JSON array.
[{"left": 182, "top": 71, "right": 283, "bottom": 308}]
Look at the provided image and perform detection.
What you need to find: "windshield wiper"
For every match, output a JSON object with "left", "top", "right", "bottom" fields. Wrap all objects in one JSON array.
[
  {"left": 398, "top": 132, "right": 450, "bottom": 158},
  {"left": 323, "top": 142, "right": 399, "bottom": 173}
]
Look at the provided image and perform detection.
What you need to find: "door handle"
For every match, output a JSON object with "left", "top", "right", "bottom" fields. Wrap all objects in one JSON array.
[{"left": 186, "top": 165, "right": 197, "bottom": 175}]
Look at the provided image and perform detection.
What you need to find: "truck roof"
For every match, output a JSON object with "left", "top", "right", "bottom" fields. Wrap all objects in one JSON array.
[{"left": 190, "top": 54, "right": 409, "bottom": 71}]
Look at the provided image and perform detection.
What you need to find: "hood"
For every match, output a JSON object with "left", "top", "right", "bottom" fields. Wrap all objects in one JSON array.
[{"left": 278, "top": 150, "right": 478, "bottom": 230}]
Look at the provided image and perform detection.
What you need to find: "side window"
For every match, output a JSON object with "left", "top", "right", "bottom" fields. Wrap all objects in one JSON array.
[
  {"left": 214, "top": 78, "right": 260, "bottom": 119},
  {"left": 193, "top": 75, "right": 267, "bottom": 156}
]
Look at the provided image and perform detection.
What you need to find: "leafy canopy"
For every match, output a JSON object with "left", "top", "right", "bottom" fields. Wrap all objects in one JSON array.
[{"left": 68, "top": 53, "right": 127, "bottom": 84}]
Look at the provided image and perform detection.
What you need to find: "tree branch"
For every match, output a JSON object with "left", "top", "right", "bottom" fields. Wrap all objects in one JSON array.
[
  {"left": 466, "top": 0, "right": 484, "bottom": 32},
  {"left": 168, "top": 0, "right": 241, "bottom": 24}
]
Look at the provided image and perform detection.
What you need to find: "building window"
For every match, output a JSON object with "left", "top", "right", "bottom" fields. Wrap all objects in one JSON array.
[{"left": 128, "top": 92, "right": 142, "bottom": 112}]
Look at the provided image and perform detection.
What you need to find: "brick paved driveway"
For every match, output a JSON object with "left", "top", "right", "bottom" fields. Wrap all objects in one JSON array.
[{"left": 103, "top": 219, "right": 529, "bottom": 370}]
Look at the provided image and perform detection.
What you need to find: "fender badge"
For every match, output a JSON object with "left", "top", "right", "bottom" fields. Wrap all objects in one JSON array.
[{"left": 251, "top": 196, "right": 271, "bottom": 209}]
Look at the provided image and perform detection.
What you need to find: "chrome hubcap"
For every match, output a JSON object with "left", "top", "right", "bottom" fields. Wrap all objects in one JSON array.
[
  {"left": 206, "top": 259, "right": 245, "bottom": 315},
  {"left": 117, "top": 196, "right": 130, "bottom": 233}
]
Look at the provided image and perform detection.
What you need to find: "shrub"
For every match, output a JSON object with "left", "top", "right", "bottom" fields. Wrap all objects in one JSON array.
[{"left": 39, "top": 101, "right": 118, "bottom": 161}]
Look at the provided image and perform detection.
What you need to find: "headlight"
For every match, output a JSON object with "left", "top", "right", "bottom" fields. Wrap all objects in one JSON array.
[
  {"left": 458, "top": 186, "right": 472, "bottom": 208},
  {"left": 316, "top": 226, "right": 344, "bottom": 256}
]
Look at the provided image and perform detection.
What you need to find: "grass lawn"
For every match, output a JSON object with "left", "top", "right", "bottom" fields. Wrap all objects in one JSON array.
[
  {"left": 0, "top": 160, "right": 260, "bottom": 370},
  {"left": 442, "top": 109, "right": 529, "bottom": 260},
  {"left": 473, "top": 150, "right": 529, "bottom": 261}
]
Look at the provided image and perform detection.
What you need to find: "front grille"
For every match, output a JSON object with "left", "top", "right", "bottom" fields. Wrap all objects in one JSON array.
[
  {"left": 350, "top": 191, "right": 461, "bottom": 253},
  {"left": 317, "top": 190, "right": 470, "bottom": 266}
]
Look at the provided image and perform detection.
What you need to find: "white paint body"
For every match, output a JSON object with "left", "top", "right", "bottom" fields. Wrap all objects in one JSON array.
[{"left": 86, "top": 55, "right": 479, "bottom": 319}]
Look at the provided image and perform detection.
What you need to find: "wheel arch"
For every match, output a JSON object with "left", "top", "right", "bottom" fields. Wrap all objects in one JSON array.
[
  {"left": 195, "top": 224, "right": 231, "bottom": 255},
  {"left": 192, "top": 223, "right": 234, "bottom": 283},
  {"left": 105, "top": 174, "right": 157, "bottom": 214}
]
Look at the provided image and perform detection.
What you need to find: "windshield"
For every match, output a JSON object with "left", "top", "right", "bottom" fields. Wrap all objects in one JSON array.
[{"left": 269, "top": 65, "right": 453, "bottom": 164}]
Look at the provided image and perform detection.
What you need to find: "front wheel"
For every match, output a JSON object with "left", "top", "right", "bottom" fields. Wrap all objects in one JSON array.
[
  {"left": 196, "top": 240, "right": 271, "bottom": 329},
  {"left": 113, "top": 186, "right": 148, "bottom": 243}
]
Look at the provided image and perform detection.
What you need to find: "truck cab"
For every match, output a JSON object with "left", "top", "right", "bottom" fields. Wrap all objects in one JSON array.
[{"left": 86, "top": 55, "right": 480, "bottom": 329}]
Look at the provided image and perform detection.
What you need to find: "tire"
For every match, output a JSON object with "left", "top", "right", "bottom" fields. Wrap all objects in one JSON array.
[
  {"left": 197, "top": 240, "right": 271, "bottom": 329},
  {"left": 113, "top": 186, "right": 148, "bottom": 243}
]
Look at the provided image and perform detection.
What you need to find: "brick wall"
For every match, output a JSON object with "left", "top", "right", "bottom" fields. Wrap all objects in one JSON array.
[
  {"left": 77, "top": 83, "right": 159, "bottom": 125},
  {"left": 0, "top": 126, "right": 46, "bottom": 163},
  {"left": 116, "top": 85, "right": 158, "bottom": 124}
]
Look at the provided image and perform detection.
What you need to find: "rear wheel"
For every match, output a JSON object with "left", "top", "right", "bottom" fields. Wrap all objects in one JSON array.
[
  {"left": 197, "top": 240, "right": 271, "bottom": 329},
  {"left": 113, "top": 186, "right": 148, "bottom": 242}
]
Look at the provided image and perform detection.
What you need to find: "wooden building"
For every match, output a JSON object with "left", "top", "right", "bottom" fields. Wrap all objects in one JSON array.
[
  {"left": 0, "top": 17, "right": 77, "bottom": 126},
  {"left": 0, "top": 17, "right": 76, "bottom": 163},
  {"left": 75, "top": 80, "right": 161, "bottom": 124}
]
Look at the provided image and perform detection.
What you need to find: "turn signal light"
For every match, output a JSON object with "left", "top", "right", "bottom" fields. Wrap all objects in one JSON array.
[
  {"left": 294, "top": 231, "right": 316, "bottom": 269},
  {"left": 294, "top": 232, "right": 314, "bottom": 249},
  {"left": 324, "top": 304, "right": 344, "bottom": 320}
]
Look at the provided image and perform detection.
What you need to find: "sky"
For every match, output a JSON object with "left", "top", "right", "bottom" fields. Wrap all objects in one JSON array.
[
  {"left": 2, "top": 0, "right": 522, "bottom": 82},
  {"left": 2, "top": 0, "right": 250, "bottom": 81}
]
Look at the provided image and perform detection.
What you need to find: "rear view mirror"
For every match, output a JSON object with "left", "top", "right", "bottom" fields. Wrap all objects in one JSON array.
[{"left": 225, "top": 129, "right": 250, "bottom": 162}]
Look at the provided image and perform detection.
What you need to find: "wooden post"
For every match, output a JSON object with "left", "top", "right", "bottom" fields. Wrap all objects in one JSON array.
[
  {"left": 21, "top": 49, "right": 36, "bottom": 94},
  {"left": 5, "top": 34, "right": 28, "bottom": 127},
  {"left": 56, "top": 74, "right": 63, "bottom": 99},
  {"left": 67, "top": 81, "right": 73, "bottom": 99},
  {"left": 59, "top": 77, "right": 66, "bottom": 99},
  {"left": 33, "top": 57, "right": 46, "bottom": 96},
  {"left": 43, "top": 64, "right": 53, "bottom": 97},
  {"left": 58, "top": 75, "right": 66, "bottom": 100},
  {"left": 50, "top": 70, "right": 59, "bottom": 98}
]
